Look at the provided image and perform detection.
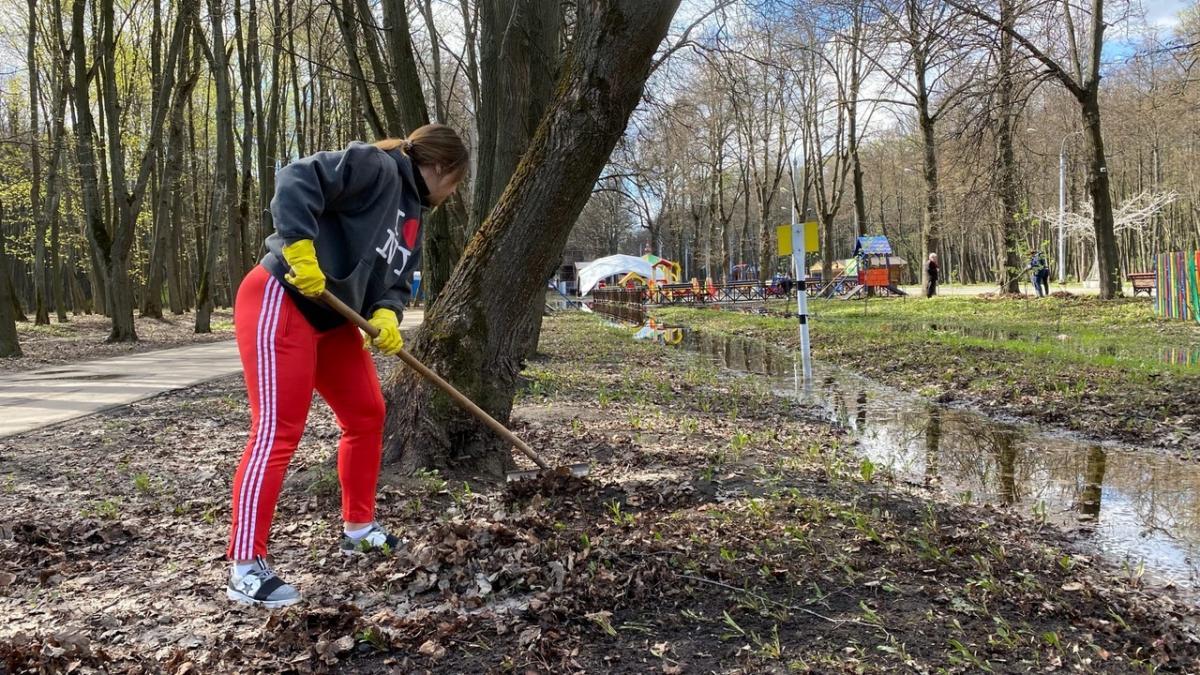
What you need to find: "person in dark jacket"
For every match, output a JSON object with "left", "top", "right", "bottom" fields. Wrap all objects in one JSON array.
[
  {"left": 225, "top": 125, "right": 468, "bottom": 608},
  {"left": 925, "top": 252, "right": 939, "bottom": 298},
  {"left": 1028, "top": 252, "right": 1051, "bottom": 297}
]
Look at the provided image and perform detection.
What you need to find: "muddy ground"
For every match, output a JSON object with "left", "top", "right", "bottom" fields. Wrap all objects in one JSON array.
[
  {"left": 0, "top": 310, "right": 234, "bottom": 374},
  {"left": 1, "top": 314, "right": 1197, "bottom": 673}
]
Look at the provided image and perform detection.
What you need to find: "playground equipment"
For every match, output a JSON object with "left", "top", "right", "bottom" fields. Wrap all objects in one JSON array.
[
  {"left": 577, "top": 253, "right": 681, "bottom": 296},
  {"left": 813, "top": 237, "right": 907, "bottom": 299},
  {"left": 851, "top": 236, "right": 907, "bottom": 298},
  {"left": 1155, "top": 251, "right": 1200, "bottom": 322}
]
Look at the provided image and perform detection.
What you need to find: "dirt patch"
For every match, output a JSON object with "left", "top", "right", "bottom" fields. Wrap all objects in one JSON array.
[
  {"left": 0, "top": 310, "right": 234, "bottom": 374},
  {"left": 1, "top": 315, "right": 1197, "bottom": 673}
]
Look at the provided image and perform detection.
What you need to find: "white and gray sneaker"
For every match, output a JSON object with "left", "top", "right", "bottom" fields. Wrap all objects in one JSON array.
[
  {"left": 226, "top": 557, "right": 302, "bottom": 608},
  {"left": 340, "top": 523, "right": 402, "bottom": 556}
]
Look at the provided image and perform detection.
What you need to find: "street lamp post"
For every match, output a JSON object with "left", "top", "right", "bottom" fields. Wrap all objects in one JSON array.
[{"left": 1058, "top": 130, "right": 1084, "bottom": 284}]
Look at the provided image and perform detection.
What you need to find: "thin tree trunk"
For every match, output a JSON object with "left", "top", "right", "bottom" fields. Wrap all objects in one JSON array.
[
  {"left": 145, "top": 35, "right": 198, "bottom": 319},
  {"left": 28, "top": 0, "right": 50, "bottom": 325},
  {"left": 202, "top": 0, "right": 244, "bottom": 324}
]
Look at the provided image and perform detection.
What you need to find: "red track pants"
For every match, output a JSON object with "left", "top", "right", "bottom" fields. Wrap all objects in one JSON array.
[{"left": 227, "top": 266, "right": 386, "bottom": 560}]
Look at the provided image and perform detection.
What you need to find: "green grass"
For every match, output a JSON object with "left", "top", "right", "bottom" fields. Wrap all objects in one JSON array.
[{"left": 658, "top": 296, "right": 1199, "bottom": 376}]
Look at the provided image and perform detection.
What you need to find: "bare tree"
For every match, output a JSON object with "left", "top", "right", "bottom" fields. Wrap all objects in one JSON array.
[{"left": 948, "top": 0, "right": 1124, "bottom": 298}]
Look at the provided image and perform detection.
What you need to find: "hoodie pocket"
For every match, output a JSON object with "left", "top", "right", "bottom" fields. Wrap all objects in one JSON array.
[{"left": 325, "top": 258, "right": 372, "bottom": 307}]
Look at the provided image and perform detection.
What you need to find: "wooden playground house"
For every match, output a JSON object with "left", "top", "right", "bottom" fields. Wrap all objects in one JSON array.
[{"left": 815, "top": 236, "right": 907, "bottom": 298}]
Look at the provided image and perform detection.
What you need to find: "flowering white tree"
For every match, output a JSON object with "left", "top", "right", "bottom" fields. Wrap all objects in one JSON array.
[{"left": 1040, "top": 190, "right": 1178, "bottom": 242}]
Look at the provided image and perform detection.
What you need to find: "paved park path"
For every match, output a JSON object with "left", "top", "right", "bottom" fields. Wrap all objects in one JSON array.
[{"left": 0, "top": 309, "right": 423, "bottom": 438}]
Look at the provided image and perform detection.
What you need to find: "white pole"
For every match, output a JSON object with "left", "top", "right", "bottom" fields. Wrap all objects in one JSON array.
[
  {"left": 1058, "top": 141, "right": 1067, "bottom": 284},
  {"left": 791, "top": 182, "right": 812, "bottom": 384}
]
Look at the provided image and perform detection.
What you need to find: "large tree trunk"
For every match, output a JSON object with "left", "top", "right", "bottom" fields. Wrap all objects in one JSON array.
[
  {"left": 0, "top": 202, "right": 21, "bottom": 357},
  {"left": 1083, "top": 91, "right": 1121, "bottom": 298},
  {"left": 996, "top": 0, "right": 1023, "bottom": 294},
  {"left": 382, "top": 0, "right": 680, "bottom": 476},
  {"left": 471, "top": 0, "right": 562, "bottom": 357}
]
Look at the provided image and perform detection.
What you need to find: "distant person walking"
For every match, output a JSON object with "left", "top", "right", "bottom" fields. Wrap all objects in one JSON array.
[
  {"left": 925, "top": 253, "right": 939, "bottom": 298},
  {"left": 1028, "top": 252, "right": 1051, "bottom": 298}
]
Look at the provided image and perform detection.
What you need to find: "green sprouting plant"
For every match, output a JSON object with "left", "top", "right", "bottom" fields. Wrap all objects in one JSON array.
[
  {"left": 356, "top": 627, "right": 388, "bottom": 650},
  {"left": 412, "top": 467, "right": 447, "bottom": 495},
  {"left": 628, "top": 413, "right": 644, "bottom": 430},
  {"left": 681, "top": 417, "right": 699, "bottom": 434},
  {"left": 1042, "top": 631, "right": 1061, "bottom": 650},
  {"left": 449, "top": 481, "right": 473, "bottom": 507},
  {"left": 306, "top": 467, "right": 340, "bottom": 497},
  {"left": 570, "top": 418, "right": 584, "bottom": 434},
  {"left": 947, "top": 639, "right": 992, "bottom": 672},
  {"left": 87, "top": 498, "right": 121, "bottom": 521},
  {"left": 721, "top": 611, "right": 746, "bottom": 639},
  {"left": 728, "top": 430, "right": 751, "bottom": 460},
  {"left": 752, "top": 624, "right": 783, "bottom": 659},
  {"left": 719, "top": 547, "right": 738, "bottom": 563},
  {"left": 133, "top": 472, "right": 153, "bottom": 494},
  {"left": 1122, "top": 559, "right": 1146, "bottom": 587},
  {"left": 598, "top": 388, "right": 614, "bottom": 408},
  {"left": 579, "top": 532, "right": 591, "bottom": 549},
  {"left": 859, "top": 458, "right": 877, "bottom": 483},
  {"left": 201, "top": 504, "right": 220, "bottom": 525},
  {"left": 859, "top": 601, "right": 883, "bottom": 626},
  {"left": 606, "top": 500, "right": 636, "bottom": 527},
  {"left": 747, "top": 499, "right": 769, "bottom": 522},
  {"left": 1032, "top": 499, "right": 1048, "bottom": 526},
  {"left": 586, "top": 611, "right": 617, "bottom": 636},
  {"left": 1058, "top": 554, "right": 1075, "bottom": 571}
]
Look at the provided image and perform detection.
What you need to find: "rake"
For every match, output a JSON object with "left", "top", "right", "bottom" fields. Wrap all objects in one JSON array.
[{"left": 319, "top": 290, "right": 589, "bottom": 482}]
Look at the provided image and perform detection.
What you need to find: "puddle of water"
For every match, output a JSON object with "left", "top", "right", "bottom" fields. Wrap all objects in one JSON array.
[{"left": 671, "top": 329, "right": 1200, "bottom": 594}]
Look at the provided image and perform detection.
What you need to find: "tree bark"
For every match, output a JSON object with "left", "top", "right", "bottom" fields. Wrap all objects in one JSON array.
[
  {"left": 383, "top": 0, "right": 680, "bottom": 476},
  {"left": 0, "top": 202, "right": 21, "bottom": 357},
  {"left": 145, "top": 33, "right": 198, "bottom": 319},
  {"left": 1083, "top": 90, "right": 1121, "bottom": 297},
  {"left": 28, "top": 0, "right": 50, "bottom": 325},
  {"left": 996, "top": 0, "right": 1023, "bottom": 294},
  {"left": 199, "top": 0, "right": 243, "bottom": 329}
]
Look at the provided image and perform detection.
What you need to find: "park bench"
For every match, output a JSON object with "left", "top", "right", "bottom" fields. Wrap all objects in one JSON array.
[{"left": 1128, "top": 272, "right": 1156, "bottom": 297}]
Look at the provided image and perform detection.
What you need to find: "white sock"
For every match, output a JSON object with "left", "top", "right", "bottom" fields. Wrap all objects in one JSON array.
[
  {"left": 344, "top": 523, "right": 374, "bottom": 540},
  {"left": 232, "top": 561, "right": 257, "bottom": 577}
]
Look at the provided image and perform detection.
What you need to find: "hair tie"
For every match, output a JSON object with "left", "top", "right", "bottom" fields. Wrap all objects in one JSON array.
[{"left": 402, "top": 140, "right": 414, "bottom": 153}]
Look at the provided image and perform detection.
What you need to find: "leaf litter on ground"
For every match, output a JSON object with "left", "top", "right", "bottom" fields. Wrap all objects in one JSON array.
[{"left": 0, "top": 313, "right": 1198, "bottom": 673}]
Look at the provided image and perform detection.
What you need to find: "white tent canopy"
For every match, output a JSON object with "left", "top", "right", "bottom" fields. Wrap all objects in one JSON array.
[{"left": 577, "top": 254, "right": 665, "bottom": 296}]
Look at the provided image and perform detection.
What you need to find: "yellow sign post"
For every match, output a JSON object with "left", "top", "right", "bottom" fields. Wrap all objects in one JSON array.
[{"left": 776, "top": 222, "right": 819, "bottom": 256}]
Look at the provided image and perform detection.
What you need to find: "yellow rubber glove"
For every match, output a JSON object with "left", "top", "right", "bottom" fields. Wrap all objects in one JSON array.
[
  {"left": 366, "top": 308, "right": 403, "bottom": 355},
  {"left": 281, "top": 239, "right": 325, "bottom": 297}
]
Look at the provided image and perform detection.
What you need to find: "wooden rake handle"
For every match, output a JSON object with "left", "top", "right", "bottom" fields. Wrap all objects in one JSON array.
[{"left": 318, "top": 291, "right": 549, "bottom": 470}]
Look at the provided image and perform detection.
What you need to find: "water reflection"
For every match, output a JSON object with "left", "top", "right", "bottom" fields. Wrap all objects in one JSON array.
[{"left": 677, "top": 330, "right": 1200, "bottom": 592}]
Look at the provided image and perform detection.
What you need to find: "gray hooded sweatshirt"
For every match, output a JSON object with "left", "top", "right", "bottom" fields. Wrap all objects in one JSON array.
[{"left": 261, "top": 141, "right": 429, "bottom": 331}]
